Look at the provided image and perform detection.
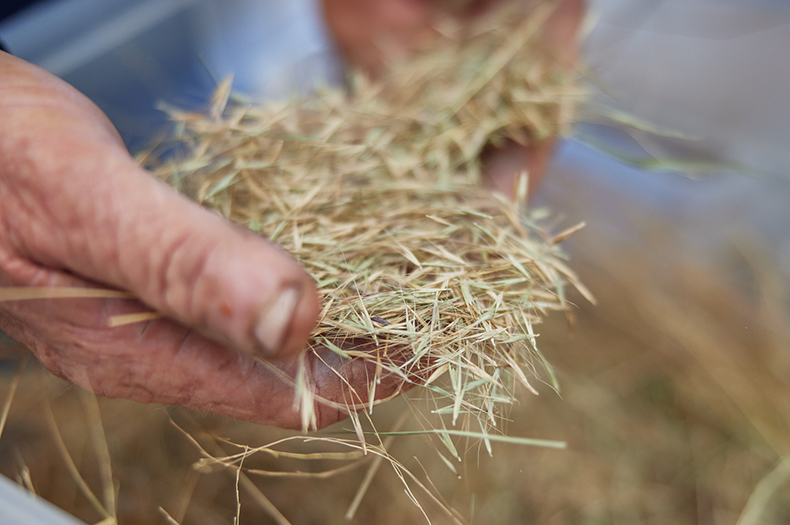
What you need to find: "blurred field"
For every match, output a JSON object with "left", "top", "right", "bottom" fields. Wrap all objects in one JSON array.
[{"left": 2, "top": 149, "right": 790, "bottom": 525}]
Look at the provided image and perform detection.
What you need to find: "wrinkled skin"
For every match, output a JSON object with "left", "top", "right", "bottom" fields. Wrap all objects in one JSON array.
[{"left": 0, "top": 0, "right": 582, "bottom": 429}]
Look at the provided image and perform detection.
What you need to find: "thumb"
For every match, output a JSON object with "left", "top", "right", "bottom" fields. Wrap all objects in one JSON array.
[
  {"left": 0, "top": 54, "right": 319, "bottom": 359},
  {"left": 92, "top": 161, "right": 322, "bottom": 360}
]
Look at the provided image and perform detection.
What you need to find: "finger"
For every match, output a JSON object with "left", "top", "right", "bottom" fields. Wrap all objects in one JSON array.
[
  {"left": 0, "top": 264, "right": 404, "bottom": 429},
  {"left": 541, "top": 0, "right": 584, "bottom": 67},
  {"left": 322, "top": 0, "right": 439, "bottom": 72},
  {"left": 480, "top": 0, "right": 585, "bottom": 199},
  {"left": 0, "top": 53, "right": 320, "bottom": 359},
  {"left": 480, "top": 139, "right": 554, "bottom": 200}
]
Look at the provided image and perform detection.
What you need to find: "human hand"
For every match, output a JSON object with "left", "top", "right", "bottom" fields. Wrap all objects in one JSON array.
[
  {"left": 322, "top": 0, "right": 585, "bottom": 198},
  {"left": 0, "top": 51, "right": 404, "bottom": 429}
]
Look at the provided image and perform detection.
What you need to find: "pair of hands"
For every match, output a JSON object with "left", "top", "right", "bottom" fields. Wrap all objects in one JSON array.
[{"left": 0, "top": 0, "right": 582, "bottom": 429}]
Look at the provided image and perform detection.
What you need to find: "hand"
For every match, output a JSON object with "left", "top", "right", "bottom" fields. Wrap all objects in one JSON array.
[
  {"left": 0, "top": 0, "right": 583, "bottom": 429},
  {"left": 0, "top": 51, "right": 403, "bottom": 429},
  {"left": 322, "top": 0, "right": 585, "bottom": 198}
]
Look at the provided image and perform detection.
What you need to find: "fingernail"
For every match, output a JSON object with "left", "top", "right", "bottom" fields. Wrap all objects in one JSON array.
[{"left": 254, "top": 287, "right": 301, "bottom": 357}]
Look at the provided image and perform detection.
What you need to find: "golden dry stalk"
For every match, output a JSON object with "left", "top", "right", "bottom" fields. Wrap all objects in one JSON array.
[{"left": 144, "top": 0, "right": 589, "bottom": 433}]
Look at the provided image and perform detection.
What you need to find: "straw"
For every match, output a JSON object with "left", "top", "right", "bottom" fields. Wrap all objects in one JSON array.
[{"left": 144, "top": 0, "right": 587, "bottom": 433}]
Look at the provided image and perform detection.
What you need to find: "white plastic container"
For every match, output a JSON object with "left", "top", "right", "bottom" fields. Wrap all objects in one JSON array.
[{"left": 0, "top": 474, "right": 86, "bottom": 525}]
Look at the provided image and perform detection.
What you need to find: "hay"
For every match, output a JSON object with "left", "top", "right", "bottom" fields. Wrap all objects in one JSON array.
[
  {"left": 143, "top": 0, "right": 588, "bottom": 432},
  {"left": 4, "top": 172, "right": 790, "bottom": 524}
]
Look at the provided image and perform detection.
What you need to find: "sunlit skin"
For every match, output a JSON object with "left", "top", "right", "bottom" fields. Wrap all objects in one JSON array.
[{"left": 0, "top": 0, "right": 583, "bottom": 429}]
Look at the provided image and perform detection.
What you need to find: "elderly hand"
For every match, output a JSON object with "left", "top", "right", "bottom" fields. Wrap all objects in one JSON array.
[
  {"left": 0, "top": 0, "right": 582, "bottom": 429},
  {"left": 0, "top": 51, "right": 394, "bottom": 428}
]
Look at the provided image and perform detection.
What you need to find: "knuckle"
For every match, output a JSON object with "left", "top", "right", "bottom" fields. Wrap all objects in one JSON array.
[{"left": 153, "top": 228, "right": 215, "bottom": 326}]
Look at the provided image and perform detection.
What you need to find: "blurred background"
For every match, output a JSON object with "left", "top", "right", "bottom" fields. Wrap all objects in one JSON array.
[{"left": 1, "top": 0, "right": 790, "bottom": 523}]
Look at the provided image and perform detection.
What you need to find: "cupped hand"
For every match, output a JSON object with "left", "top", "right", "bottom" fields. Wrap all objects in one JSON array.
[
  {"left": 0, "top": 51, "right": 402, "bottom": 429},
  {"left": 323, "top": 0, "right": 585, "bottom": 198}
]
